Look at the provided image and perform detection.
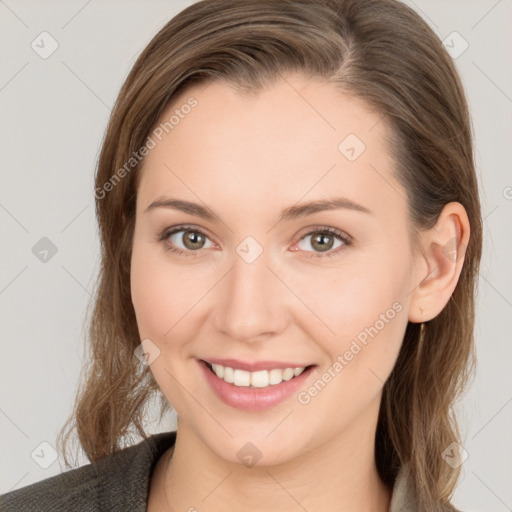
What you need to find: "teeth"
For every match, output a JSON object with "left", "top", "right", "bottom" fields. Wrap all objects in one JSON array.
[
  {"left": 233, "top": 369, "right": 251, "bottom": 387},
  {"left": 223, "top": 366, "right": 234, "bottom": 383},
  {"left": 250, "top": 370, "right": 269, "bottom": 388},
  {"left": 294, "top": 367, "right": 305, "bottom": 377},
  {"left": 282, "top": 368, "right": 295, "bottom": 381},
  {"left": 210, "top": 363, "right": 307, "bottom": 388},
  {"left": 269, "top": 369, "right": 283, "bottom": 385}
]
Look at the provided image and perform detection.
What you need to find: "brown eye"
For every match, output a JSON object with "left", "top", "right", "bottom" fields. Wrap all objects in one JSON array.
[
  {"left": 163, "top": 227, "right": 214, "bottom": 254},
  {"left": 310, "top": 233, "right": 335, "bottom": 252},
  {"left": 181, "top": 230, "right": 207, "bottom": 250},
  {"left": 296, "top": 228, "right": 349, "bottom": 256}
]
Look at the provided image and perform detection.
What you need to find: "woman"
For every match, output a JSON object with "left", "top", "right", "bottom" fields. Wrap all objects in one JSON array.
[{"left": 0, "top": 0, "right": 482, "bottom": 510}]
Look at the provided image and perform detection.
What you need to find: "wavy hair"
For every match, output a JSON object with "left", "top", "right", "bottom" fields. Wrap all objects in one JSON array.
[{"left": 57, "top": 1, "right": 483, "bottom": 510}]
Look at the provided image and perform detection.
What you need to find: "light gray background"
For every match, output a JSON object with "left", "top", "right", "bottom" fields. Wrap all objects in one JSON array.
[{"left": 1, "top": 1, "right": 511, "bottom": 510}]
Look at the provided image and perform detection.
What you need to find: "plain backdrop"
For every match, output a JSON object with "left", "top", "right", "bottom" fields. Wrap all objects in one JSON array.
[{"left": 1, "top": 1, "right": 511, "bottom": 510}]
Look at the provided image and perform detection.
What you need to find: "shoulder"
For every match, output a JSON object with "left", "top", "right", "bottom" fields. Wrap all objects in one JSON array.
[{"left": 0, "top": 431, "right": 176, "bottom": 512}]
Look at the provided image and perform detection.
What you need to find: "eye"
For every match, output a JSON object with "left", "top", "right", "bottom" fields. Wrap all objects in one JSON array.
[
  {"left": 157, "top": 225, "right": 351, "bottom": 259},
  {"left": 158, "top": 225, "right": 214, "bottom": 256},
  {"left": 293, "top": 227, "right": 351, "bottom": 258}
]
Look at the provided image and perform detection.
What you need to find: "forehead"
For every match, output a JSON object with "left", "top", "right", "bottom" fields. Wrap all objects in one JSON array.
[{"left": 137, "top": 75, "right": 403, "bottom": 220}]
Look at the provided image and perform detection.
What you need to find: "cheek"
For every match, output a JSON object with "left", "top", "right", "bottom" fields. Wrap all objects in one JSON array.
[
  {"left": 130, "top": 244, "right": 205, "bottom": 403},
  {"left": 131, "top": 259, "right": 169, "bottom": 337},
  {"left": 130, "top": 240, "right": 214, "bottom": 339},
  {"left": 290, "top": 252, "right": 411, "bottom": 343},
  {"left": 131, "top": 238, "right": 177, "bottom": 337},
  {"left": 287, "top": 243, "right": 412, "bottom": 392},
  {"left": 297, "top": 273, "right": 408, "bottom": 424}
]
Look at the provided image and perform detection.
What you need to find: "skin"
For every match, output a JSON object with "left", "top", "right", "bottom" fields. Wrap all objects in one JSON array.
[{"left": 130, "top": 73, "right": 470, "bottom": 512}]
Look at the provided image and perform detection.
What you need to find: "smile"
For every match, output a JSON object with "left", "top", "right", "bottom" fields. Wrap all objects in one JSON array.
[
  {"left": 198, "top": 359, "right": 317, "bottom": 411},
  {"left": 206, "top": 361, "right": 306, "bottom": 388}
]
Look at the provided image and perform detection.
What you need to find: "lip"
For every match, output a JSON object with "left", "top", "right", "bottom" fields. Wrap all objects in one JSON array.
[
  {"left": 201, "top": 357, "right": 311, "bottom": 372},
  {"left": 197, "top": 359, "right": 316, "bottom": 412}
]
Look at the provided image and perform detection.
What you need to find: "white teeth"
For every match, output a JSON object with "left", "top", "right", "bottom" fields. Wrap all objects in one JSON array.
[
  {"left": 233, "top": 369, "right": 251, "bottom": 387},
  {"left": 212, "top": 364, "right": 224, "bottom": 379},
  {"left": 250, "top": 370, "right": 269, "bottom": 388},
  {"left": 208, "top": 363, "right": 307, "bottom": 388},
  {"left": 269, "top": 369, "right": 283, "bottom": 385},
  {"left": 282, "top": 368, "right": 295, "bottom": 381},
  {"left": 223, "top": 366, "right": 234, "bottom": 383}
]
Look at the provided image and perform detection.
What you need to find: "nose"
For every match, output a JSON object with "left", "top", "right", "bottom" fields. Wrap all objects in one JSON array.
[{"left": 213, "top": 249, "right": 289, "bottom": 343}]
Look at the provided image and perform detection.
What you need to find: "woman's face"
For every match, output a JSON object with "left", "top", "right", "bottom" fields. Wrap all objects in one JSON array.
[{"left": 131, "top": 74, "right": 423, "bottom": 465}]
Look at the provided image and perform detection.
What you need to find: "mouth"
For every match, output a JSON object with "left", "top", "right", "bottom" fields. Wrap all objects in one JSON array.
[
  {"left": 201, "top": 359, "right": 316, "bottom": 389},
  {"left": 198, "top": 358, "right": 317, "bottom": 411}
]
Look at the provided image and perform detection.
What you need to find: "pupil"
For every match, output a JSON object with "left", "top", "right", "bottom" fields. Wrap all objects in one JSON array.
[
  {"left": 313, "top": 233, "right": 333, "bottom": 252},
  {"left": 185, "top": 231, "right": 204, "bottom": 249}
]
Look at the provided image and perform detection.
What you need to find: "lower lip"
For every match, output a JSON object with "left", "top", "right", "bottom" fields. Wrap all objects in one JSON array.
[{"left": 197, "top": 359, "right": 316, "bottom": 412}]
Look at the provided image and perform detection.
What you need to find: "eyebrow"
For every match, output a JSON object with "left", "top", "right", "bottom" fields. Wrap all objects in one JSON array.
[{"left": 144, "top": 196, "right": 373, "bottom": 221}]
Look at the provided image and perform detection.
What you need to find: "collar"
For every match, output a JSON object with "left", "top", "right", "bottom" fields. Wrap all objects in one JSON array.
[{"left": 389, "top": 466, "right": 417, "bottom": 511}]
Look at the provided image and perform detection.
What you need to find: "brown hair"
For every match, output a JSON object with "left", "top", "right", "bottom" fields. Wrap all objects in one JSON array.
[{"left": 57, "top": 0, "right": 482, "bottom": 509}]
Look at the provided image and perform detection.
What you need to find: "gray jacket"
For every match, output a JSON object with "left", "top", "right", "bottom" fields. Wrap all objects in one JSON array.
[{"left": 0, "top": 431, "right": 449, "bottom": 511}]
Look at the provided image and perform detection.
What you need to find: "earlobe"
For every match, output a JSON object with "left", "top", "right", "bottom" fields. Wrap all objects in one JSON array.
[{"left": 408, "top": 202, "right": 470, "bottom": 323}]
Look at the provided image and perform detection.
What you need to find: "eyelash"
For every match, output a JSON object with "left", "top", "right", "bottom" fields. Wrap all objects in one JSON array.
[{"left": 156, "top": 224, "right": 352, "bottom": 259}]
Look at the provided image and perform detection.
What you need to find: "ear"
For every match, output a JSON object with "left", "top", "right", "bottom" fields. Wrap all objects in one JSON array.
[{"left": 408, "top": 202, "right": 470, "bottom": 323}]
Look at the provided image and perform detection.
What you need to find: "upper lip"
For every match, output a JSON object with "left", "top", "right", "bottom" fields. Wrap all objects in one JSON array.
[{"left": 201, "top": 358, "right": 313, "bottom": 372}]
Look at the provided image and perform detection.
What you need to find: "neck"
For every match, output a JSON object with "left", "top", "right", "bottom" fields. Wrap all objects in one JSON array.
[{"left": 150, "top": 399, "right": 391, "bottom": 512}]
